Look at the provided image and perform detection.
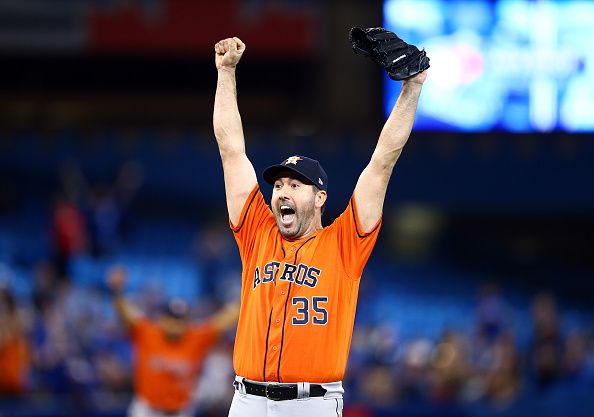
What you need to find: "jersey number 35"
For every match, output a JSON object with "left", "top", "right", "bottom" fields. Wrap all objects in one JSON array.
[{"left": 291, "top": 296, "right": 328, "bottom": 325}]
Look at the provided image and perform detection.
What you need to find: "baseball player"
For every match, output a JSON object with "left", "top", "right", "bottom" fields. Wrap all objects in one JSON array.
[
  {"left": 106, "top": 266, "right": 239, "bottom": 417},
  {"left": 213, "top": 36, "right": 427, "bottom": 416},
  {"left": 0, "top": 285, "right": 29, "bottom": 395}
]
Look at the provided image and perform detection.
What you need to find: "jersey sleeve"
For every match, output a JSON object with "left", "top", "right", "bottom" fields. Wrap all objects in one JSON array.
[
  {"left": 229, "top": 185, "right": 275, "bottom": 263},
  {"left": 331, "top": 195, "right": 382, "bottom": 280},
  {"left": 128, "top": 318, "right": 152, "bottom": 345}
]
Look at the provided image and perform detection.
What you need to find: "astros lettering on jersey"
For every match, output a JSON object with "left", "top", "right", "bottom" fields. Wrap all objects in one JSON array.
[{"left": 231, "top": 183, "right": 381, "bottom": 383}]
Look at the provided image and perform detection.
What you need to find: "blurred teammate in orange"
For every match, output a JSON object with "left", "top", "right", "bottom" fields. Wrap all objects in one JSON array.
[
  {"left": 0, "top": 285, "right": 30, "bottom": 396},
  {"left": 107, "top": 266, "right": 239, "bottom": 417}
]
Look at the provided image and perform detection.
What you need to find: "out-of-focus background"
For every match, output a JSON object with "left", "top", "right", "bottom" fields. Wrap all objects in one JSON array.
[{"left": 0, "top": 1, "right": 593, "bottom": 416}]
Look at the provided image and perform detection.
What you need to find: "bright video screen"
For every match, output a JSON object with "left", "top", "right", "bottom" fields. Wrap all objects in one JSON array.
[{"left": 383, "top": 0, "right": 594, "bottom": 132}]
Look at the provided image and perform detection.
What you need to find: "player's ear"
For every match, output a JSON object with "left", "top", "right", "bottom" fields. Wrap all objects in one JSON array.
[{"left": 315, "top": 190, "right": 327, "bottom": 209}]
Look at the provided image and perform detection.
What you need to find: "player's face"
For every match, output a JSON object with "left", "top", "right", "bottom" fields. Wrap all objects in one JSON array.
[
  {"left": 158, "top": 315, "right": 189, "bottom": 341},
  {"left": 271, "top": 176, "right": 319, "bottom": 239}
]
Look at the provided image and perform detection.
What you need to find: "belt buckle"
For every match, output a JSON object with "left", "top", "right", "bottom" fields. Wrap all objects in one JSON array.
[{"left": 265, "top": 383, "right": 283, "bottom": 401}]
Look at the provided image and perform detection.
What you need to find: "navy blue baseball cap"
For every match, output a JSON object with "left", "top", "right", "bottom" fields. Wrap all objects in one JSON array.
[
  {"left": 262, "top": 155, "right": 328, "bottom": 192},
  {"left": 161, "top": 298, "right": 190, "bottom": 319}
]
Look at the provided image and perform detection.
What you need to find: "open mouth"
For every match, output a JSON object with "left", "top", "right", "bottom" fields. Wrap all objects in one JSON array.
[{"left": 280, "top": 205, "right": 296, "bottom": 225}]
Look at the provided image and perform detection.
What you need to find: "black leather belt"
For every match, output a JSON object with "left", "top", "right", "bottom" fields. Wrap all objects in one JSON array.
[{"left": 239, "top": 380, "right": 327, "bottom": 401}]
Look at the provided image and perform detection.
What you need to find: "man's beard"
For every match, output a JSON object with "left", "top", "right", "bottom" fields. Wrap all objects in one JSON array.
[{"left": 274, "top": 204, "right": 315, "bottom": 239}]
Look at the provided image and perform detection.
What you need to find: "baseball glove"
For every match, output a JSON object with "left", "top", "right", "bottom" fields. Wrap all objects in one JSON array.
[{"left": 349, "top": 27, "right": 429, "bottom": 81}]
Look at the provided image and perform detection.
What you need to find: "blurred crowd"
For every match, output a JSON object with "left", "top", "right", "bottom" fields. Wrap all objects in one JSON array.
[
  {"left": 52, "top": 160, "right": 144, "bottom": 276},
  {"left": 344, "top": 287, "right": 594, "bottom": 414},
  {"left": 2, "top": 262, "right": 594, "bottom": 415}
]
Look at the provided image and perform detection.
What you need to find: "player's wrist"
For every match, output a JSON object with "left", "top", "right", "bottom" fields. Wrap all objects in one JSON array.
[
  {"left": 400, "top": 80, "right": 423, "bottom": 95},
  {"left": 218, "top": 66, "right": 237, "bottom": 74}
]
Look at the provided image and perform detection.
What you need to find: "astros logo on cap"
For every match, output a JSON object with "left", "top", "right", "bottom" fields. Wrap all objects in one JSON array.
[{"left": 284, "top": 156, "right": 303, "bottom": 165}]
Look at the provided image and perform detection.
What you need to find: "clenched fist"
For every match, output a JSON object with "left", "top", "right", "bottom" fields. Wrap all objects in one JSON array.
[{"left": 215, "top": 37, "right": 246, "bottom": 70}]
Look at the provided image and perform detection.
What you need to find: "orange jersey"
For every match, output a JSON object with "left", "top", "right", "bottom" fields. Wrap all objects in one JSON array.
[
  {"left": 0, "top": 332, "right": 29, "bottom": 394},
  {"left": 231, "top": 186, "right": 381, "bottom": 383},
  {"left": 129, "top": 319, "right": 219, "bottom": 411}
]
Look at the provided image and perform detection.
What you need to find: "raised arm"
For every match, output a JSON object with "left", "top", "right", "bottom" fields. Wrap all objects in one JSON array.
[
  {"left": 0, "top": 309, "right": 21, "bottom": 349},
  {"left": 210, "top": 302, "right": 240, "bottom": 333},
  {"left": 213, "top": 37, "right": 258, "bottom": 226},
  {"left": 106, "top": 266, "right": 140, "bottom": 331},
  {"left": 353, "top": 72, "right": 427, "bottom": 232}
]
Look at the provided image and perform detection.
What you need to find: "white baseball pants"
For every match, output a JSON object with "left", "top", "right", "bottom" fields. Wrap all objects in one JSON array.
[{"left": 228, "top": 376, "right": 344, "bottom": 417}]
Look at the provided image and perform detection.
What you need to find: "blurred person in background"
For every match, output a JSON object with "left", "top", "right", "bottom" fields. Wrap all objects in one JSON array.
[
  {"left": 112, "top": 160, "right": 145, "bottom": 242},
  {"left": 475, "top": 283, "right": 508, "bottom": 343},
  {"left": 531, "top": 291, "right": 562, "bottom": 389},
  {"left": 106, "top": 266, "right": 239, "bottom": 417},
  {"left": 428, "top": 330, "right": 469, "bottom": 403},
  {"left": 51, "top": 192, "right": 88, "bottom": 280},
  {"left": 561, "top": 329, "right": 588, "bottom": 382},
  {"left": 31, "top": 261, "right": 59, "bottom": 308},
  {"left": 30, "top": 278, "right": 79, "bottom": 398},
  {"left": 483, "top": 331, "right": 521, "bottom": 407},
  {"left": 584, "top": 326, "right": 594, "bottom": 382},
  {"left": 87, "top": 184, "right": 123, "bottom": 257},
  {"left": 464, "top": 282, "right": 520, "bottom": 405},
  {"left": 53, "top": 159, "right": 144, "bottom": 267},
  {"left": 399, "top": 337, "right": 433, "bottom": 401},
  {"left": 358, "top": 364, "right": 398, "bottom": 410},
  {"left": 87, "top": 161, "right": 145, "bottom": 257},
  {"left": 0, "top": 285, "right": 30, "bottom": 396},
  {"left": 52, "top": 160, "right": 89, "bottom": 278}
]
